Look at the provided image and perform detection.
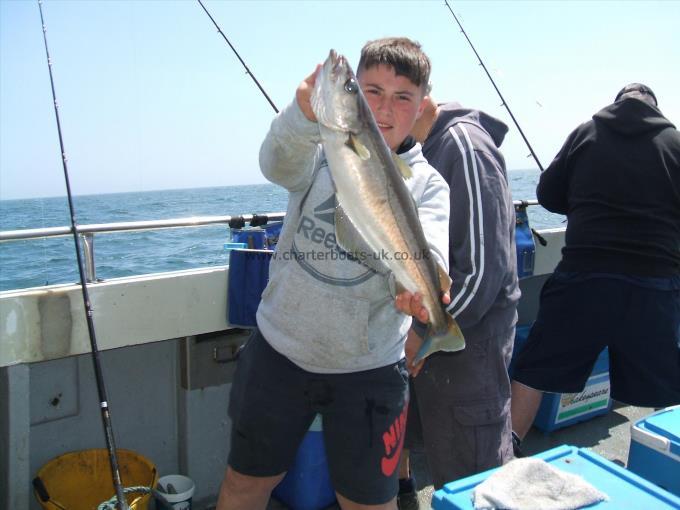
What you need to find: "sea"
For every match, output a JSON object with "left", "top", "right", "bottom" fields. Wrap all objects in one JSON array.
[{"left": 0, "top": 168, "right": 564, "bottom": 291}]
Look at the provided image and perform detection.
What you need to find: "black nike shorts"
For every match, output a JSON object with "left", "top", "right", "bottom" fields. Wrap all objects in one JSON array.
[
  {"left": 513, "top": 272, "right": 680, "bottom": 407},
  {"left": 228, "top": 329, "right": 409, "bottom": 505}
]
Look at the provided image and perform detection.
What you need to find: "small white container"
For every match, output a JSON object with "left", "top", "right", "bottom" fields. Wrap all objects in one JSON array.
[{"left": 156, "top": 474, "right": 195, "bottom": 510}]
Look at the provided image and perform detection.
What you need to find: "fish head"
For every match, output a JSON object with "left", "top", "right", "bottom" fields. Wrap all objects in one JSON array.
[{"left": 312, "top": 49, "right": 363, "bottom": 133}]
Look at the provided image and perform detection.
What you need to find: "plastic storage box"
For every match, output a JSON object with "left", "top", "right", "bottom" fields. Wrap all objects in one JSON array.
[
  {"left": 272, "top": 415, "right": 336, "bottom": 510},
  {"left": 261, "top": 220, "right": 284, "bottom": 249},
  {"left": 231, "top": 228, "right": 266, "bottom": 249},
  {"left": 533, "top": 347, "right": 612, "bottom": 432},
  {"left": 510, "top": 324, "right": 612, "bottom": 432},
  {"left": 227, "top": 249, "right": 273, "bottom": 327},
  {"left": 432, "top": 444, "right": 680, "bottom": 509},
  {"left": 514, "top": 205, "right": 535, "bottom": 279},
  {"left": 627, "top": 404, "right": 680, "bottom": 496}
]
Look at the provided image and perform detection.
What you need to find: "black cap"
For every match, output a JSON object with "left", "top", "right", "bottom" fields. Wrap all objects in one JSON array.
[{"left": 615, "top": 83, "right": 657, "bottom": 106}]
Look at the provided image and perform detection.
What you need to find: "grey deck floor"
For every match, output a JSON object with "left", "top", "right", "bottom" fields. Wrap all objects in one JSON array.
[{"left": 265, "top": 402, "right": 654, "bottom": 510}]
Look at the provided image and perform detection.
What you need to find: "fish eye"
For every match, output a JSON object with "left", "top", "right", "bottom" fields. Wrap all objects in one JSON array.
[{"left": 344, "top": 78, "right": 359, "bottom": 94}]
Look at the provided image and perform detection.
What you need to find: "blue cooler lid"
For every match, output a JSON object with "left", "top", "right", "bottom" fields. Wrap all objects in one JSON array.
[
  {"left": 644, "top": 406, "right": 680, "bottom": 445},
  {"left": 432, "top": 445, "right": 680, "bottom": 509},
  {"left": 635, "top": 405, "right": 680, "bottom": 457}
]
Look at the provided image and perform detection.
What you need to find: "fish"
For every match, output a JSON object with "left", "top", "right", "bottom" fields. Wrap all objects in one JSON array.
[{"left": 310, "top": 49, "right": 465, "bottom": 362}]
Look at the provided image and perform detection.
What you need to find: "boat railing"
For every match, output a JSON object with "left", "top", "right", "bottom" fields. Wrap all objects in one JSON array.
[
  {"left": 0, "top": 200, "right": 540, "bottom": 283},
  {"left": 0, "top": 212, "right": 286, "bottom": 283},
  {"left": 514, "top": 199, "right": 539, "bottom": 208}
]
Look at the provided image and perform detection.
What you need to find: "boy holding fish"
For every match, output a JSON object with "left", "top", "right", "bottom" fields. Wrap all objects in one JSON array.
[{"left": 217, "top": 38, "right": 457, "bottom": 510}]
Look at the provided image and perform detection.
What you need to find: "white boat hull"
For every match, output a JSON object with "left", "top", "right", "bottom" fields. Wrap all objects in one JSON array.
[{"left": 0, "top": 227, "right": 565, "bottom": 510}]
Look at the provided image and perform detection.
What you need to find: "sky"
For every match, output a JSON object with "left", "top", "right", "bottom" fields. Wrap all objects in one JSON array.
[{"left": 1, "top": 0, "right": 679, "bottom": 200}]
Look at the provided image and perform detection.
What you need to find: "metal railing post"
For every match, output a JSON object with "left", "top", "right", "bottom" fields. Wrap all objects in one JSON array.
[{"left": 81, "top": 232, "right": 96, "bottom": 283}]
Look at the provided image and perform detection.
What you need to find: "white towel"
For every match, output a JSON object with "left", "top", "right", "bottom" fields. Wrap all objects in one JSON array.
[{"left": 472, "top": 457, "right": 608, "bottom": 510}]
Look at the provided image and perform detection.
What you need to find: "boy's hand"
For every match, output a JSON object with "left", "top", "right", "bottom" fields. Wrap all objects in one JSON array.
[
  {"left": 397, "top": 291, "right": 451, "bottom": 376},
  {"left": 394, "top": 291, "right": 451, "bottom": 323},
  {"left": 404, "top": 328, "right": 425, "bottom": 377},
  {"left": 296, "top": 65, "right": 322, "bottom": 122}
]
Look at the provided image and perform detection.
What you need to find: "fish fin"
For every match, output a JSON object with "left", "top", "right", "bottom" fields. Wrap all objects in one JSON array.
[
  {"left": 346, "top": 133, "right": 371, "bottom": 160},
  {"left": 414, "top": 315, "right": 465, "bottom": 362},
  {"left": 437, "top": 262, "right": 452, "bottom": 293},
  {"left": 334, "top": 205, "right": 389, "bottom": 275},
  {"left": 392, "top": 152, "right": 413, "bottom": 179}
]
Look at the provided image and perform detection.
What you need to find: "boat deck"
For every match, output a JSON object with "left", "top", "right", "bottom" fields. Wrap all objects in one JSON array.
[{"left": 264, "top": 402, "right": 653, "bottom": 510}]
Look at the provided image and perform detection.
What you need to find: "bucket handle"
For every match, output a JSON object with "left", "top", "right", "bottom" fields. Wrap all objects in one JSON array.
[
  {"left": 32, "top": 477, "right": 68, "bottom": 510},
  {"left": 32, "top": 477, "right": 50, "bottom": 502}
]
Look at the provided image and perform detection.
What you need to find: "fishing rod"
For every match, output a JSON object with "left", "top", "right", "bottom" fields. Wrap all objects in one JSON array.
[
  {"left": 197, "top": 0, "right": 279, "bottom": 113},
  {"left": 443, "top": 0, "right": 544, "bottom": 172},
  {"left": 36, "top": 2, "right": 129, "bottom": 509}
]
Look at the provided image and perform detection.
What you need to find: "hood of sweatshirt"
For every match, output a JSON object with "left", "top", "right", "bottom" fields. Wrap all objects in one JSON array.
[
  {"left": 593, "top": 97, "right": 675, "bottom": 136},
  {"left": 430, "top": 102, "right": 508, "bottom": 148}
]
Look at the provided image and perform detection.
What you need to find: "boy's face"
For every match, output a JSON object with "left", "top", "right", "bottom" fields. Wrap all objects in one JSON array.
[{"left": 357, "top": 64, "right": 427, "bottom": 151}]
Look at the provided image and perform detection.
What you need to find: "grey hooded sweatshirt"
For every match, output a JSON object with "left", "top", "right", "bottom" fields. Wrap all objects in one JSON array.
[
  {"left": 422, "top": 103, "right": 520, "bottom": 340},
  {"left": 256, "top": 100, "right": 450, "bottom": 374}
]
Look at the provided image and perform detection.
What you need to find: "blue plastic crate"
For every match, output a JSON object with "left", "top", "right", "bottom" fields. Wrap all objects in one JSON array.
[
  {"left": 262, "top": 221, "right": 284, "bottom": 249},
  {"left": 432, "top": 445, "right": 680, "bottom": 509},
  {"left": 231, "top": 228, "right": 266, "bottom": 249},
  {"left": 272, "top": 415, "right": 336, "bottom": 510},
  {"left": 223, "top": 241, "right": 247, "bottom": 255},
  {"left": 507, "top": 324, "right": 532, "bottom": 377},
  {"left": 227, "top": 249, "right": 272, "bottom": 328},
  {"left": 627, "top": 405, "right": 680, "bottom": 496},
  {"left": 511, "top": 324, "right": 612, "bottom": 432},
  {"left": 514, "top": 205, "right": 536, "bottom": 279}
]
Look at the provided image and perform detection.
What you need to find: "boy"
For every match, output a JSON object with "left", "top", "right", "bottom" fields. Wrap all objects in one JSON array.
[
  {"left": 397, "top": 97, "right": 518, "bottom": 508},
  {"left": 217, "top": 38, "right": 450, "bottom": 510}
]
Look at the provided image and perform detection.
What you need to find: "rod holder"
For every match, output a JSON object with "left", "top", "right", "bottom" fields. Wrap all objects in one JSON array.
[{"left": 81, "top": 232, "right": 96, "bottom": 283}]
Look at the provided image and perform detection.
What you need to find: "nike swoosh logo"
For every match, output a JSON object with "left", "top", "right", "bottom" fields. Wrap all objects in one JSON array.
[
  {"left": 380, "top": 403, "right": 409, "bottom": 477},
  {"left": 380, "top": 429, "right": 406, "bottom": 477}
]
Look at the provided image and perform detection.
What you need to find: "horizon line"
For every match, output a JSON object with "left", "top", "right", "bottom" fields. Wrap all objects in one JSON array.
[{"left": 0, "top": 167, "right": 541, "bottom": 202}]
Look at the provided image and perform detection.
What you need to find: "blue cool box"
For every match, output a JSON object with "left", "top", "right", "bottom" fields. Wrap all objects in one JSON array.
[
  {"left": 627, "top": 405, "right": 680, "bottom": 496},
  {"left": 272, "top": 416, "right": 336, "bottom": 510},
  {"left": 511, "top": 324, "right": 612, "bottom": 432},
  {"left": 431, "top": 445, "right": 680, "bottom": 509}
]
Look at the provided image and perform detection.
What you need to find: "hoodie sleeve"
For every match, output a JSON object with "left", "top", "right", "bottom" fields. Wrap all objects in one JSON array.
[
  {"left": 537, "top": 127, "right": 582, "bottom": 214},
  {"left": 441, "top": 124, "right": 515, "bottom": 329},
  {"left": 416, "top": 170, "right": 450, "bottom": 273},
  {"left": 259, "top": 99, "right": 322, "bottom": 192}
]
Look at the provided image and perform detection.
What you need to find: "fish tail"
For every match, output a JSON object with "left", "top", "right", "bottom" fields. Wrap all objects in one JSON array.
[{"left": 414, "top": 316, "right": 465, "bottom": 363}]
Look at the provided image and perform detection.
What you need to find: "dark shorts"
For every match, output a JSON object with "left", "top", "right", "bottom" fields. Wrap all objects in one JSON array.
[
  {"left": 228, "top": 329, "right": 409, "bottom": 505},
  {"left": 513, "top": 272, "right": 680, "bottom": 407},
  {"left": 404, "top": 328, "right": 514, "bottom": 488}
]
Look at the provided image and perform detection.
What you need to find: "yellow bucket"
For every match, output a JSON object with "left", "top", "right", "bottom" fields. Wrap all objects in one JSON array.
[{"left": 33, "top": 448, "right": 158, "bottom": 510}]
